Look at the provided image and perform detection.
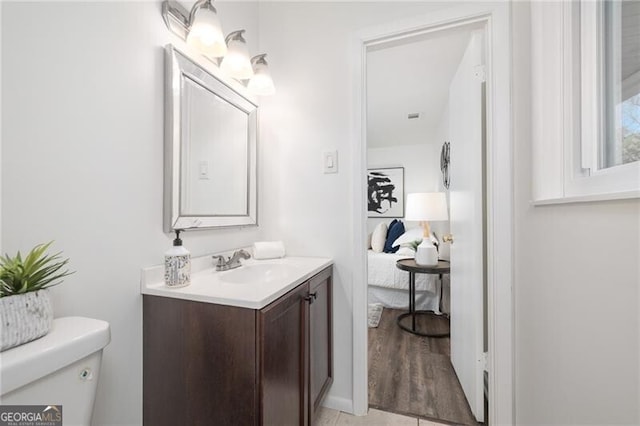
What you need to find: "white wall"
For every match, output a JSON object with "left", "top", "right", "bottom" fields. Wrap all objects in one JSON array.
[
  {"left": 366, "top": 143, "right": 442, "bottom": 234},
  {"left": 1, "top": 2, "right": 262, "bottom": 425},
  {"left": 512, "top": 3, "right": 640, "bottom": 424},
  {"left": 0, "top": 1, "right": 3, "bottom": 255},
  {"left": 434, "top": 101, "right": 449, "bottom": 181}
]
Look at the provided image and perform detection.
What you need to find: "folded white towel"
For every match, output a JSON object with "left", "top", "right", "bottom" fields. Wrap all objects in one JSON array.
[{"left": 252, "top": 241, "right": 286, "bottom": 260}]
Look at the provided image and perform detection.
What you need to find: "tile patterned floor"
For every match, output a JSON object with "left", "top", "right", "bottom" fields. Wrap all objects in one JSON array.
[{"left": 316, "top": 407, "right": 448, "bottom": 426}]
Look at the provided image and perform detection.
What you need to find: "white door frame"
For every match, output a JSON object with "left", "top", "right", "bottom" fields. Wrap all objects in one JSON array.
[{"left": 350, "top": 3, "right": 514, "bottom": 424}]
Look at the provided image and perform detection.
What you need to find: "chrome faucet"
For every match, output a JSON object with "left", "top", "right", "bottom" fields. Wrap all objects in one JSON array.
[{"left": 212, "top": 249, "right": 251, "bottom": 271}]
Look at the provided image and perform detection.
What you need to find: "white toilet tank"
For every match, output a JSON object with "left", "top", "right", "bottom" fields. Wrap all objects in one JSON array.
[{"left": 0, "top": 316, "right": 111, "bottom": 426}]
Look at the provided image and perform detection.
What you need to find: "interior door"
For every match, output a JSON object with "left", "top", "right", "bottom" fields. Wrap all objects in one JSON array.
[{"left": 448, "top": 30, "right": 485, "bottom": 422}]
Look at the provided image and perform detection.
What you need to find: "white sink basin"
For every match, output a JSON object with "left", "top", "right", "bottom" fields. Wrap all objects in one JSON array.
[{"left": 220, "top": 263, "right": 302, "bottom": 285}]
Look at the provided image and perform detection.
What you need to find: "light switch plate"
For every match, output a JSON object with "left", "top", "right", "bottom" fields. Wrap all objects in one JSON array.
[
  {"left": 199, "top": 160, "right": 209, "bottom": 179},
  {"left": 323, "top": 151, "right": 338, "bottom": 174}
]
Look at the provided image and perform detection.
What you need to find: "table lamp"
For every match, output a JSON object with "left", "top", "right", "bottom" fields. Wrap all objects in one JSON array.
[{"left": 405, "top": 192, "right": 449, "bottom": 266}]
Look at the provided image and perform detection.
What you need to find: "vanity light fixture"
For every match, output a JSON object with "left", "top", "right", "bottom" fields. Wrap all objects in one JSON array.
[
  {"left": 220, "top": 30, "right": 254, "bottom": 80},
  {"left": 162, "top": 1, "right": 275, "bottom": 95},
  {"left": 247, "top": 54, "right": 276, "bottom": 96},
  {"left": 162, "top": 0, "right": 225, "bottom": 57},
  {"left": 186, "top": 0, "right": 226, "bottom": 57}
]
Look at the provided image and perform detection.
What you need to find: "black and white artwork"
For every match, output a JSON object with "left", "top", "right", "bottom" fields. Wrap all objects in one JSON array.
[{"left": 367, "top": 167, "right": 404, "bottom": 218}]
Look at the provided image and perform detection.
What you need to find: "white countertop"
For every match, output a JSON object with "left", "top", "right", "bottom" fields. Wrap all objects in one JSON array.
[{"left": 141, "top": 254, "right": 333, "bottom": 309}]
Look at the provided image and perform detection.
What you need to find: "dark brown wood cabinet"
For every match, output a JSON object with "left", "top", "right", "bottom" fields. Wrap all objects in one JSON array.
[
  {"left": 260, "top": 282, "right": 308, "bottom": 426},
  {"left": 308, "top": 267, "right": 333, "bottom": 421},
  {"left": 143, "top": 266, "right": 333, "bottom": 426}
]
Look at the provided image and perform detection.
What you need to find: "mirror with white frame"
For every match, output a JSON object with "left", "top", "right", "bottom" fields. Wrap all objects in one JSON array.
[{"left": 164, "top": 45, "right": 257, "bottom": 231}]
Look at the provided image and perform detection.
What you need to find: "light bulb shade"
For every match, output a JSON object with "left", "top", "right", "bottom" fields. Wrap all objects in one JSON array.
[
  {"left": 405, "top": 192, "right": 449, "bottom": 221},
  {"left": 248, "top": 55, "right": 275, "bottom": 96},
  {"left": 220, "top": 30, "right": 254, "bottom": 80},
  {"left": 187, "top": 1, "right": 226, "bottom": 57}
]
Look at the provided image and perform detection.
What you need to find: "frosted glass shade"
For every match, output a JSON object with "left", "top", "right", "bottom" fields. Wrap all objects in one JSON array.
[
  {"left": 187, "top": 5, "right": 226, "bottom": 58},
  {"left": 220, "top": 35, "right": 254, "bottom": 80},
  {"left": 405, "top": 192, "right": 449, "bottom": 221},
  {"left": 248, "top": 60, "right": 275, "bottom": 96}
]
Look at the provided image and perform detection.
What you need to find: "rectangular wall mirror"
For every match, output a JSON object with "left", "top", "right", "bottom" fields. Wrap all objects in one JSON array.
[{"left": 164, "top": 45, "right": 258, "bottom": 232}]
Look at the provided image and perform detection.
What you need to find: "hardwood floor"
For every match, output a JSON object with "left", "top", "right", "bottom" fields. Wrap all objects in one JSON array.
[
  {"left": 316, "top": 407, "right": 448, "bottom": 425},
  {"left": 368, "top": 308, "right": 480, "bottom": 426}
]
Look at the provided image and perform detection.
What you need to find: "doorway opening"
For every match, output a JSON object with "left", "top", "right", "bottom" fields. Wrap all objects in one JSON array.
[
  {"left": 351, "top": 4, "right": 513, "bottom": 425},
  {"left": 364, "top": 22, "right": 487, "bottom": 425}
]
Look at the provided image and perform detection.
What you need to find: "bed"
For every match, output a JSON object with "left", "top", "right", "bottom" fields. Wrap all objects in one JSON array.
[{"left": 367, "top": 249, "right": 449, "bottom": 313}]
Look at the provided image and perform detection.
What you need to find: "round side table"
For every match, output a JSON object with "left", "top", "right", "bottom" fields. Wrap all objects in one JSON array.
[{"left": 395, "top": 258, "right": 450, "bottom": 338}]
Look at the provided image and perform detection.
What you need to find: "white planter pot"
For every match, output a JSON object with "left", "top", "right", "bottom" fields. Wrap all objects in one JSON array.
[{"left": 0, "top": 289, "right": 53, "bottom": 352}]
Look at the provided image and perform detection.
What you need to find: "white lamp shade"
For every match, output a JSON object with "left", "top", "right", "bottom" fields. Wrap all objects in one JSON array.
[
  {"left": 248, "top": 61, "right": 275, "bottom": 96},
  {"left": 405, "top": 192, "right": 449, "bottom": 221},
  {"left": 187, "top": 6, "right": 227, "bottom": 58},
  {"left": 220, "top": 37, "right": 254, "bottom": 80}
]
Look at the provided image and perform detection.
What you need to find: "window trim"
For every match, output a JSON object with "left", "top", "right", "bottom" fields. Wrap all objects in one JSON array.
[{"left": 531, "top": 0, "right": 640, "bottom": 205}]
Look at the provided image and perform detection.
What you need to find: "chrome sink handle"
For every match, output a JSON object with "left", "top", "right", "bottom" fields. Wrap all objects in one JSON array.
[
  {"left": 212, "top": 250, "right": 251, "bottom": 271},
  {"left": 227, "top": 250, "right": 251, "bottom": 269},
  {"left": 212, "top": 255, "right": 227, "bottom": 271},
  {"left": 231, "top": 249, "right": 251, "bottom": 262}
]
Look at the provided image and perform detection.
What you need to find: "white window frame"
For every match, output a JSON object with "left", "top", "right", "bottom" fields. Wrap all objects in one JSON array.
[{"left": 531, "top": 0, "right": 640, "bottom": 205}]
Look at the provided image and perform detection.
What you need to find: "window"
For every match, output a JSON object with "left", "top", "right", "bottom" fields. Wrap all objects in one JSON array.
[
  {"left": 602, "top": 1, "right": 640, "bottom": 169},
  {"left": 531, "top": 0, "right": 640, "bottom": 204}
]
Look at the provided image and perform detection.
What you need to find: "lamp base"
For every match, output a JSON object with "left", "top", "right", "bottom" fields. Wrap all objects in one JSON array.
[{"left": 415, "top": 239, "right": 438, "bottom": 266}]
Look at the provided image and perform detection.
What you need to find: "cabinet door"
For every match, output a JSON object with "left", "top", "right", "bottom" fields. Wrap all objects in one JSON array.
[
  {"left": 143, "top": 296, "right": 257, "bottom": 426},
  {"left": 308, "top": 267, "right": 333, "bottom": 423},
  {"left": 259, "top": 283, "right": 309, "bottom": 426}
]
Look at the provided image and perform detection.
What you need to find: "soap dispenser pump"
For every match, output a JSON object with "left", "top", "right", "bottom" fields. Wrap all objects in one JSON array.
[{"left": 164, "top": 229, "right": 191, "bottom": 288}]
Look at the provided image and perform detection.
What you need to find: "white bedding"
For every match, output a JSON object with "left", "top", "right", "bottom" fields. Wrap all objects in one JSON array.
[
  {"left": 367, "top": 250, "right": 449, "bottom": 313},
  {"left": 368, "top": 286, "right": 441, "bottom": 312},
  {"left": 367, "top": 250, "right": 437, "bottom": 293}
]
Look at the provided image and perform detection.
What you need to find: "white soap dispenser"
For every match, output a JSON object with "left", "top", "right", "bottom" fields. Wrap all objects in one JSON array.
[{"left": 164, "top": 229, "right": 191, "bottom": 288}]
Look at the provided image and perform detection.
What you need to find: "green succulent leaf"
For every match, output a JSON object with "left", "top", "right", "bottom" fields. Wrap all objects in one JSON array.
[{"left": 0, "top": 241, "right": 74, "bottom": 298}]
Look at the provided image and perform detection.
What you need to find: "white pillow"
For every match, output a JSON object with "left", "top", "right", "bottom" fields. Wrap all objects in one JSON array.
[
  {"left": 392, "top": 227, "right": 424, "bottom": 248},
  {"left": 396, "top": 246, "right": 415, "bottom": 257},
  {"left": 371, "top": 223, "right": 388, "bottom": 253}
]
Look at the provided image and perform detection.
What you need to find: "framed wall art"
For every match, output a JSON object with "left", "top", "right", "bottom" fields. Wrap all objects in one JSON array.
[{"left": 367, "top": 167, "right": 404, "bottom": 218}]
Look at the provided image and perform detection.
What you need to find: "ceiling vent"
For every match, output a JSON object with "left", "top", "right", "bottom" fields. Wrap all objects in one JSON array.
[{"left": 407, "top": 113, "right": 420, "bottom": 119}]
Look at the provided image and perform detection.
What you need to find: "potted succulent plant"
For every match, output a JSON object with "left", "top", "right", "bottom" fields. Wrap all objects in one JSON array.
[{"left": 0, "top": 242, "right": 73, "bottom": 352}]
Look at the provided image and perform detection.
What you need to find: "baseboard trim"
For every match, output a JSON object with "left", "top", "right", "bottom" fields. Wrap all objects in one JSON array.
[{"left": 322, "top": 395, "right": 354, "bottom": 414}]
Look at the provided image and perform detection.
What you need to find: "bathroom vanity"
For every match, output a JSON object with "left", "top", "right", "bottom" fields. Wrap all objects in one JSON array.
[{"left": 141, "top": 256, "right": 333, "bottom": 426}]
